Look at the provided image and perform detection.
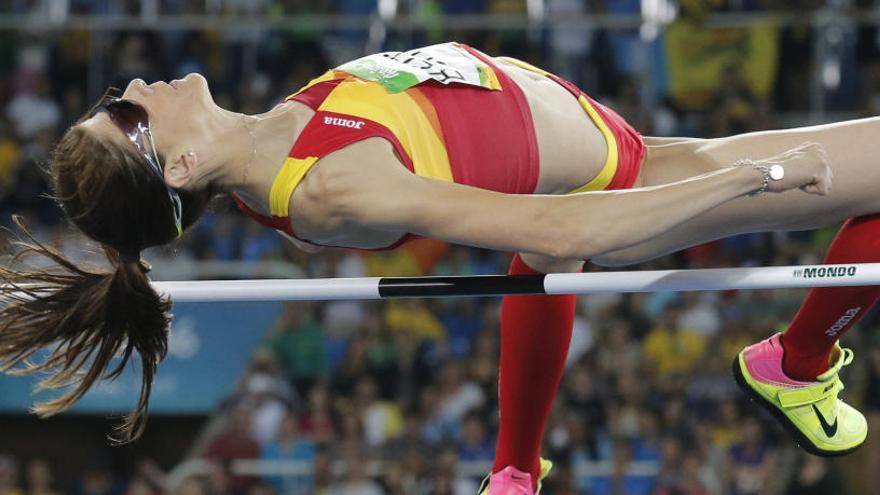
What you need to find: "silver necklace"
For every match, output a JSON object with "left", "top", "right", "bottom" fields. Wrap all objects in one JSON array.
[{"left": 241, "top": 115, "right": 258, "bottom": 187}]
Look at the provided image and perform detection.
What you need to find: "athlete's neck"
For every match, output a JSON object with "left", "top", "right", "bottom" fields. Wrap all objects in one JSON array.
[{"left": 204, "top": 101, "right": 313, "bottom": 214}]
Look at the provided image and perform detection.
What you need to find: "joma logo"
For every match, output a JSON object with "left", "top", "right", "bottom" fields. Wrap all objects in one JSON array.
[
  {"left": 794, "top": 266, "right": 857, "bottom": 278},
  {"left": 324, "top": 116, "right": 365, "bottom": 129},
  {"left": 826, "top": 307, "right": 861, "bottom": 337}
]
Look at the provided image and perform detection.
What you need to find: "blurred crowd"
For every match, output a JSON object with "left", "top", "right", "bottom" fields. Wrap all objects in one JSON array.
[
  {"left": 3, "top": 0, "right": 880, "bottom": 494},
  {"left": 183, "top": 243, "right": 880, "bottom": 495},
  {"left": 6, "top": 245, "right": 880, "bottom": 494}
]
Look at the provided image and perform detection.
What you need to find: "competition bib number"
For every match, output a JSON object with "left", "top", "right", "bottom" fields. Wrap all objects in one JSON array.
[{"left": 336, "top": 43, "right": 501, "bottom": 93}]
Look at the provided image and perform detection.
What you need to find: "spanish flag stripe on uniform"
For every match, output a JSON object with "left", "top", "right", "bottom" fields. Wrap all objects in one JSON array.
[{"left": 316, "top": 80, "right": 454, "bottom": 183}]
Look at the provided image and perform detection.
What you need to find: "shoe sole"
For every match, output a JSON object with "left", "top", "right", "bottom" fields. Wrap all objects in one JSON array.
[{"left": 731, "top": 355, "right": 863, "bottom": 458}]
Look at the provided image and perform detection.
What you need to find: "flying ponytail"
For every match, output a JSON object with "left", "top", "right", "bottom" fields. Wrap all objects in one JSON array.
[
  {"left": 0, "top": 103, "right": 216, "bottom": 442},
  {"left": 0, "top": 216, "right": 170, "bottom": 443}
]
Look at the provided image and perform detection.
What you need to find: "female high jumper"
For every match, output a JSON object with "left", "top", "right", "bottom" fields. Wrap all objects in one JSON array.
[{"left": 0, "top": 42, "right": 873, "bottom": 494}]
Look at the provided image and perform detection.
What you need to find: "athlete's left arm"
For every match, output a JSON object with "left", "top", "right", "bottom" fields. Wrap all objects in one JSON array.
[
  {"left": 308, "top": 138, "right": 828, "bottom": 260},
  {"left": 295, "top": 137, "right": 571, "bottom": 257}
]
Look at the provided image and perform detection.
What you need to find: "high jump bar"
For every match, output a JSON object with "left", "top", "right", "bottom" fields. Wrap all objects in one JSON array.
[{"left": 151, "top": 263, "right": 880, "bottom": 303}]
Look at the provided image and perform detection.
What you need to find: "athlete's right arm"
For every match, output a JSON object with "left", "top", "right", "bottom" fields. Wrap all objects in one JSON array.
[{"left": 304, "top": 139, "right": 831, "bottom": 260}]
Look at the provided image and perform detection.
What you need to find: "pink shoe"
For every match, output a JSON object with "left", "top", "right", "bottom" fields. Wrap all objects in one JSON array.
[
  {"left": 479, "top": 466, "right": 534, "bottom": 495},
  {"left": 733, "top": 332, "right": 866, "bottom": 456}
]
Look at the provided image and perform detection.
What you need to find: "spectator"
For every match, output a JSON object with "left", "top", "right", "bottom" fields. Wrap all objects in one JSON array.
[
  {"left": 587, "top": 438, "right": 654, "bottom": 495},
  {"left": 76, "top": 466, "right": 119, "bottom": 495},
  {"left": 0, "top": 455, "right": 21, "bottom": 495},
  {"left": 333, "top": 335, "right": 373, "bottom": 398},
  {"left": 362, "top": 316, "right": 400, "bottom": 399},
  {"left": 312, "top": 447, "right": 333, "bottom": 495},
  {"left": 204, "top": 407, "right": 261, "bottom": 492},
  {"left": 5, "top": 75, "right": 60, "bottom": 140},
  {"left": 267, "top": 301, "right": 327, "bottom": 396},
  {"left": 262, "top": 413, "right": 315, "bottom": 495},
  {"left": 724, "top": 416, "right": 778, "bottom": 495},
  {"left": 240, "top": 349, "right": 298, "bottom": 446},
  {"left": 435, "top": 360, "right": 485, "bottom": 436},
  {"left": 204, "top": 461, "right": 234, "bottom": 495},
  {"left": 298, "top": 384, "right": 337, "bottom": 444},
  {"left": 429, "top": 447, "right": 479, "bottom": 495},
  {"left": 631, "top": 411, "right": 662, "bottom": 463},
  {"left": 354, "top": 376, "right": 404, "bottom": 448},
  {"left": 561, "top": 412, "right": 600, "bottom": 463},
  {"left": 643, "top": 304, "right": 706, "bottom": 377},
  {"left": 654, "top": 450, "right": 713, "bottom": 495},
  {"left": 562, "top": 364, "right": 607, "bottom": 431},
  {"left": 457, "top": 411, "right": 494, "bottom": 462},
  {"left": 329, "top": 455, "right": 382, "bottom": 495},
  {"left": 711, "top": 399, "right": 745, "bottom": 451},
  {"left": 384, "top": 299, "right": 446, "bottom": 344},
  {"left": 678, "top": 292, "right": 722, "bottom": 338},
  {"left": 595, "top": 318, "right": 641, "bottom": 378},
  {"left": 785, "top": 453, "right": 845, "bottom": 495},
  {"left": 24, "top": 460, "right": 58, "bottom": 495},
  {"left": 436, "top": 299, "right": 484, "bottom": 358},
  {"left": 382, "top": 409, "right": 436, "bottom": 463}
]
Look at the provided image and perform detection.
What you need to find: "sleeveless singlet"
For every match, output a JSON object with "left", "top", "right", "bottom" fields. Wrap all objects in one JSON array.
[{"left": 231, "top": 42, "right": 644, "bottom": 250}]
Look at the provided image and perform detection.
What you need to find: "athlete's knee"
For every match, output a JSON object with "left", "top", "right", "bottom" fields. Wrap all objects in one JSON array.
[{"left": 518, "top": 252, "right": 584, "bottom": 273}]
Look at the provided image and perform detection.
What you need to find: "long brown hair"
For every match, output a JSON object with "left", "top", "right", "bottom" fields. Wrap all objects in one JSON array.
[{"left": 0, "top": 120, "right": 214, "bottom": 443}]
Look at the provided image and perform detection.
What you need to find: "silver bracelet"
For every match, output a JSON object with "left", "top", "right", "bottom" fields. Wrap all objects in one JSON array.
[{"left": 733, "top": 158, "right": 771, "bottom": 196}]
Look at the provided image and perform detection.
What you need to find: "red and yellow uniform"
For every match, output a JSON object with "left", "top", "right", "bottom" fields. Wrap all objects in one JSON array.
[{"left": 232, "top": 42, "right": 645, "bottom": 249}]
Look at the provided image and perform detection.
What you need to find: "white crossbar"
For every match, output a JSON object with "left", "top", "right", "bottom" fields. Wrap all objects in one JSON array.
[{"left": 149, "top": 263, "right": 880, "bottom": 303}]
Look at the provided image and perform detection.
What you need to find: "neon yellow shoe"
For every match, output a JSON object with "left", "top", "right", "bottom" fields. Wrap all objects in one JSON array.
[
  {"left": 733, "top": 333, "right": 867, "bottom": 457},
  {"left": 478, "top": 458, "right": 553, "bottom": 495}
]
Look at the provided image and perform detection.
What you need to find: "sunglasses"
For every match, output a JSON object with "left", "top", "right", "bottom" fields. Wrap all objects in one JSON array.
[{"left": 94, "top": 93, "right": 183, "bottom": 238}]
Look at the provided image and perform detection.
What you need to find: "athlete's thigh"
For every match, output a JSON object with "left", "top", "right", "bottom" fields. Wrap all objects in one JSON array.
[{"left": 595, "top": 118, "right": 880, "bottom": 266}]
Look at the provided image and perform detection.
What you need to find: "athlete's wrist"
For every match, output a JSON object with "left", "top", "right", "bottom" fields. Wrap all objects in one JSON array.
[
  {"left": 727, "top": 163, "right": 769, "bottom": 196},
  {"left": 733, "top": 159, "right": 783, "bottom": 196}
]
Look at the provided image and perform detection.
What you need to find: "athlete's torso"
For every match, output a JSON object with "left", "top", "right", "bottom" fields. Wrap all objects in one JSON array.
[
  {"left": 494, "top": 57, "right": 607, "bottom": 194},
  {"left": 234, "top": 43, "right": 610, "bottom": 250}
]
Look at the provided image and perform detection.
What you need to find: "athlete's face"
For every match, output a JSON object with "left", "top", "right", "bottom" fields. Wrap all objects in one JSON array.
[{"left": 82, "top": 73, "right": 216, "bottom": 163}]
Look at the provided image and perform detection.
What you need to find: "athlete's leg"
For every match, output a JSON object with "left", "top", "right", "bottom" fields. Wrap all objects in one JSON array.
[
  {"left": 778, "top": 215, "right": 880, "bottom": 378},
  {"left": 595, "top": 120, "right": 880, "bottom": 378},
  {"left": 594, "top": 117, "right": 880, "bottom": 266},
  {"left": 595, "top": 121, "right": 880, "bottom": 456},
  {"left": 491, "top": 252, "right": 582, "bottom": 491}
]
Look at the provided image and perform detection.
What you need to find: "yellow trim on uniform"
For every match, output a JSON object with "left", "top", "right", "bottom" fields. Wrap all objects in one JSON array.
[
  {"left": 497, "top": 56, "right": 619, "bottom": 194},
  {"left": 567, "top": 95, "right": 619, "bottom": 193},
  {"left": 497, "top": 56, "right": 551, "bottom": 77},
  {"left": 269, "top": 156, "right": 319, "bottom": 217},
  {"left": 318, "top": 79, "right": 454, "bottom": 182}
]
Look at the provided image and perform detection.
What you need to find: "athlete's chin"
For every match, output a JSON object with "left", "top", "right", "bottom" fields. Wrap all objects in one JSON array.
[
  {"left": 183, "top": 72, "right": 208, "bottom": 86},
  {"left": 183, "top": 73, "right": 216, "bottom": 106}
]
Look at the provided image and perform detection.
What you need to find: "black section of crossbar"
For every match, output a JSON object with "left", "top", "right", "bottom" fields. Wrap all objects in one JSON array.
[{"left": 377, "top": 274, "right": 547, "bottom": 298}]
